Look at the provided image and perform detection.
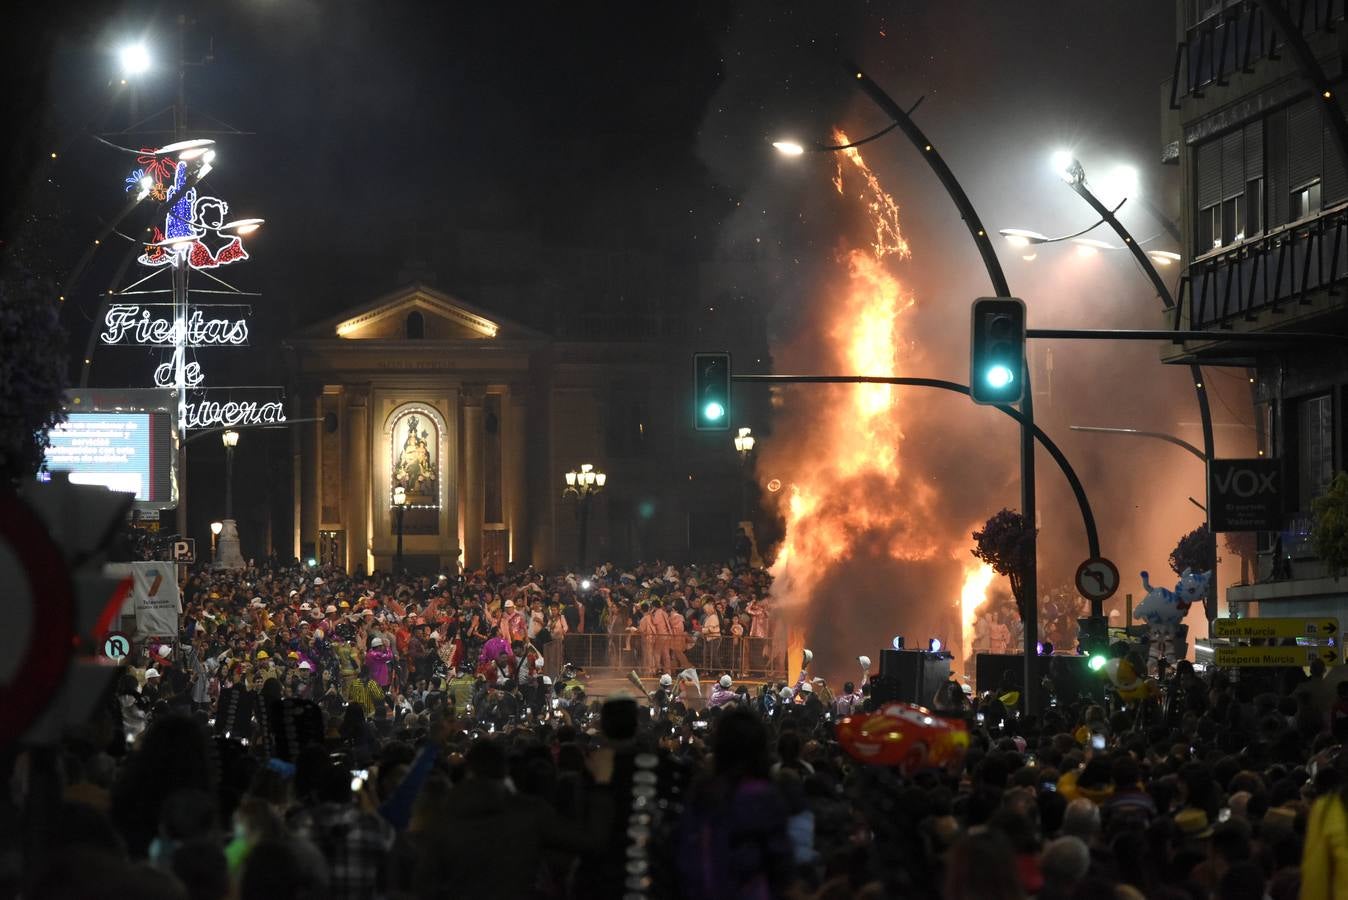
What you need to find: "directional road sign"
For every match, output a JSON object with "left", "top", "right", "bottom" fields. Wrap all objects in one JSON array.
[
  {"left": 1074, "top": 557, "right": 1120, "bottom": 603},
  {"left": 102, "top": 631, "right": 132, "bottom": 662},
  {"left": 1213, "top": 645, "right": 1339, "bottom": 668},
  {"left": 1211, "top": 618, "right": 1339, "bottom": 640}
]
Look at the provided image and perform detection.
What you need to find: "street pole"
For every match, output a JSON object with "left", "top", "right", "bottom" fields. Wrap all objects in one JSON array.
[
  {"left": 395, "top": 505, "right": 405, "bottom": 573},
  {"left": 846, "top": 62, "right": 1039, "bottom": 713},
  {"left": 578, "top": 494, "right": 590, "bottom": 570},
  {"left": 224, "top": 441, "right": 234, "bottom": 519},
  {"left": 172, "top": 14, "right": 190, "bottom": 544}
]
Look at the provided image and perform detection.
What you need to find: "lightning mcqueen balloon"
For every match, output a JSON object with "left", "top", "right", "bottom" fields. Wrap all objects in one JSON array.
[{"left": 836, "top": 702, "right": 970, "bottom": 772}]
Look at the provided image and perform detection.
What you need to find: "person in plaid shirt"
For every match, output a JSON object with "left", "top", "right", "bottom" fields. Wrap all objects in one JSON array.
[{"left": 291, "top": 765, "right": 394, "bottom": 900}]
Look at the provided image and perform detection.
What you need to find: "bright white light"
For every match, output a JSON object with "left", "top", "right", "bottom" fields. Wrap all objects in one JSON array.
[
  {"left": 1099, "top": 164, "right": 1139, "bottom": 200},
  {"left": 891, "top": 635, "right": 904, "bottom": 650},
  {"left": 703, "top": 401, "right": 725, "bottom": 421},
  {"left": 929, "top": 637, "right": 943, "bottom": 653},
  {"left": 1050, "top": 149, "right": 1076, "bottom": 181},
  {"left": 999, "top": 228, "right": 1048, "bottom": 247},
  {"left": 1076, "top": 243, "right": 1099, "bottom": 258},
  {"left": 1148, "top": 250, "right": 1182, "bottom": 266},
  {"left": 1021, "top": 253, "right": 1038, "bottom": 261},
  {"left": 986, "top": 364, "right": 1015, "bottom": 388},
  {"left": 120, "top": 43, "right": 151, "bottom": 76},
  {"left": 307, "top": 558, "right": 317, "bottom": 567},
  {"left": 772, "top": 140, "right": 806, "bottom": 156},
  {"left": 581, "top": 579, "right": 592, "bottom": 590}
]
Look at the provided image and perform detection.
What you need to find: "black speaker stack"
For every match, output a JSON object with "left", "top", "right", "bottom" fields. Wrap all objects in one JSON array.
[{"left": 868, "top": 648, "right": 952, "bottom": 706}]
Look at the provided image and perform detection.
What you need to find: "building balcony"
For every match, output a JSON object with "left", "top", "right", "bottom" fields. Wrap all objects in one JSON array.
[
  {"left": 1169, "top": 0, "right": 1345, "bottom": 109},
  {"left": 1166, "top": 203, "right": 1348, "bottom": 360}
]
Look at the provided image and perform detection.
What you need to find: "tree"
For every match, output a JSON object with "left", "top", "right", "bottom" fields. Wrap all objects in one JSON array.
[
  {"left": 1312, "top": 472, "right": 1348, "bottom": 577},
  {"left": 0, "top": 271, "right": 67, "bottom": 485},
  {"left": 971, "top": 509, "right": 1036, "bottom": 622},
  {"left": 1169, "top": 524, "right": 1215, "bottom": 576}
]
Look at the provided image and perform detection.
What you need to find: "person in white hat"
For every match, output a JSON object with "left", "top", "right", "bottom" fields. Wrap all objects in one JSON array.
[
  {"left": 709, "top": 674, "right": 737, "bottom": 708},
  {"left": 501, "top": 598, "right": 526, "bottom": 644}
]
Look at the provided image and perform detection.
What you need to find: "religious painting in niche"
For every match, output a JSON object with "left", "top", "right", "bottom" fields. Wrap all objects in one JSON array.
[{"left": 392, "top": 412, "right": 438, "bottom": 503}]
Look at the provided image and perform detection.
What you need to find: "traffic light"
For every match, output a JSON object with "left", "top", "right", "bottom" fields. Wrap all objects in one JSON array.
[
  {"left": 1077, "top": 615, "right": 1109, "bottom": 671},
  {"left": 693, "top": 351, "right": 731, "bottom": 431},
  {"left": 969, "top": 297, "right": 1026, "bottom": 405}
]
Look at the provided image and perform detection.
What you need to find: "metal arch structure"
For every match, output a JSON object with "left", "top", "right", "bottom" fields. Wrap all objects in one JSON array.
[
  {"left": 733, "top": 373, "right": 1100, "bottom": 560},
  {"left": 1064, "top": 180, "right": 1215, "bottom": 456},
  {"left": 842, "top": 61, "right": 1043, "bottom": 711}
]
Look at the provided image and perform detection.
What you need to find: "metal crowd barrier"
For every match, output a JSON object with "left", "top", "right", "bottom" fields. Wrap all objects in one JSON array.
[{"left": 539, "top": 632, "right": 785, "bottom": 679}]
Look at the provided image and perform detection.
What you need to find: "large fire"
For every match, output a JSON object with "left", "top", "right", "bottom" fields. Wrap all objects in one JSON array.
[{"left": 769, "top": 129, "right": 994, "bottom": 676}]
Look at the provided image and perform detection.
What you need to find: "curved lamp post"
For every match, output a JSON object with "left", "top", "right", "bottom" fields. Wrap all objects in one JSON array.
[
  {"left": 774, "top": 62, "right": 1048, "bottom": 711},
  {"left": 1051, "top": 151, "right": 1219, "bottom": 622}
]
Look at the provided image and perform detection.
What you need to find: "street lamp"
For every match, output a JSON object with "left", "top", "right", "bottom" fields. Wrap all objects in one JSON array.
[
  {"left": 210, "top": 520, "right": 222, "bottom": 565},
  {"left": 563, "top": 463, "right": 607, "bottom": 569},
  {"left": 733, "top": 427, "right": 756, "bottom": 522},
  {"left": 221, "top": 429, "right": 239, "bottom": 519},
  {"left": 119, "top": 43, "right": 151, "bottom": 76},
  {"left": 392, "top": 485, "right": 407, "bottom": 573}
]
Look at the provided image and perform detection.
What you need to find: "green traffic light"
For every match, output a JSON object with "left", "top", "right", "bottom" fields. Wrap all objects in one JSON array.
[
  {"left": 985, "top": 364, "right": 1015, "bottom": 389},
  {"left": 1088, "top": 653, "right": 1108, "bottom": 672},
  {"left": 703, "top": 401, "right": 725, "bottom": 421}
]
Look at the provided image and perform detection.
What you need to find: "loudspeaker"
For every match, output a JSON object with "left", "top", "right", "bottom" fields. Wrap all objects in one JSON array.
[{"left": 872, "top": 649, "right": 951, "bottom": 706}]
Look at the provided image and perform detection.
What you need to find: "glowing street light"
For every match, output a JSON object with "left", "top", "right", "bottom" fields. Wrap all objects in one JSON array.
[
  {"left": 1051, "top": 149, "right": 1084, "bottom": 184},
  {"left": 392, "top": 485, "right": 407, "bottom": 573},
  {"left": 120, "top": 43, "right": 151, "bottom": 76},
  {"left": 1147, "top": 249, "right": 1182, "bottom": 267},
  {"left": 772, "top": 140, "right": 806, "bottom": 156},
  {"left": 563, "top": 463, "right": 606, "bottom": 568}
]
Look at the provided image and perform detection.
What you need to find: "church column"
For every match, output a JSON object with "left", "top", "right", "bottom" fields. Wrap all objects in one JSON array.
[
  {"left": 345, "top": 386, "right": 370, "bottom": 575},
  {"left": 462, "top": 386, "right": 485, "bottom": 570},
  {"left": 505, "top": 385, "right": 529, "bottom": 564}
]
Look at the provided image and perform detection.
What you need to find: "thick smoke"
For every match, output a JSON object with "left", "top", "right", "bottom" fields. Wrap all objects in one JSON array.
[{"left": 697, "top": 5, "right": 1253, "bottom": 686}]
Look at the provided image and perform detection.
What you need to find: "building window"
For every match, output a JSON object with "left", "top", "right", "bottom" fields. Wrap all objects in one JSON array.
[
  {"left": 1291, "top": 181, "right": 1322, "bottom": 221},
  {"left": 1200, "top": 203, "right": 1221, "bottom": 249},
  {"left": 1244, "top": 178, "right": 1263, "bottom": 237},
  {"left": 1222, "top": 196, "right": 1241, "bottom": 245},
  {"left": 406, "top": 311, "right": 425, "bottom": 339},
  {"left": 1298, "top": 393, "right": 1334, "bottom": 509}
]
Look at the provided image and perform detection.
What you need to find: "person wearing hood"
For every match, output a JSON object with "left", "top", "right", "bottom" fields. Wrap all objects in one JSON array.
[
  {"left": 365, "top": 636, "right": 394, "bottom": 688},
  {"left": 709, "top": 674, "right": 739, "bottom": 708}
]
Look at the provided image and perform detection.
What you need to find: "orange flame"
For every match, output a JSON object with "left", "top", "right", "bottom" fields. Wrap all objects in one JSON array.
[
  {"left": 770, "top": 131, "right": 944, "bottom": 652},
  {"left": 960, "top": 562, "right": 996, "bottom": 667}
]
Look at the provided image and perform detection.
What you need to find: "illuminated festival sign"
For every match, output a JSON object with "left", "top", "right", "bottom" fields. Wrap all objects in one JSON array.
[
  {"left": 100, "top": 305, "right": 250, "bottom": 347},
  {"left": 104, "top": 143, "right": 283, "bottom": 436},
  {"left": 134, "top": 160, "right": 250, "bottom": 271}
]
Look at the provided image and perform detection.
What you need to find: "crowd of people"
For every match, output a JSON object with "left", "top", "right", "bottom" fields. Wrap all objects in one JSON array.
[{"left": 7, "top": 557, "right": 1348, "bottom": 900}]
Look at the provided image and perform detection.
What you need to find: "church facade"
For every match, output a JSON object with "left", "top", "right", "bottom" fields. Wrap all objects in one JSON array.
[{"left": 284, "top": 283, "right": 753, "bottom": 575}]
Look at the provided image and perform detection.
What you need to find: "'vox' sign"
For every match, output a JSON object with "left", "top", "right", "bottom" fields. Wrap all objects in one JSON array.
[{"left": 1209, "top": 458, "right": 1283, "bottom": 532}]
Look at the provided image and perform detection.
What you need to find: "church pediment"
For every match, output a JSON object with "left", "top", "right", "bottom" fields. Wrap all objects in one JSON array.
[{"left": 299, "top": 283, "right": 541, "bottom": 342}]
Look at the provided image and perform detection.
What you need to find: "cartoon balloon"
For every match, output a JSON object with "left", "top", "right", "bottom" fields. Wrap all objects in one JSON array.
[{"left": 836, "top": 702, "right": 969, "bottom": 773}]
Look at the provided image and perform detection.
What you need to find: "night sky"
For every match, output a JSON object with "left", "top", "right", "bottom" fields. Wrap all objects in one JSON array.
[{"left": 7, "top": 1, "right": 1246, "bottom": 611}]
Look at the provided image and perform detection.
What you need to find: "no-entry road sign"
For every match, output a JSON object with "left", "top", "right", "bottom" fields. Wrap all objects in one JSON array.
[
  {"left": 1074, "top": 557, "right": 1120, "bottom": 603},
  {"left": 1211, "top": 618, "right": 1338, "bottom": 640}
]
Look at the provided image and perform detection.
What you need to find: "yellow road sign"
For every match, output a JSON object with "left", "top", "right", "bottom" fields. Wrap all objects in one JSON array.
[
  {"left": 1211, "top": 618, "right": 1339, "bottom": 640},
  {"left": 1212, "top": 645, "right": 1339, "bottom": 668}
]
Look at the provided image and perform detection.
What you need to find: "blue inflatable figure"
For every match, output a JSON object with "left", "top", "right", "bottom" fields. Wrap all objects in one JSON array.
[{"left": 1134, "top": 568, "right": 1212, "bottom": 667}]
